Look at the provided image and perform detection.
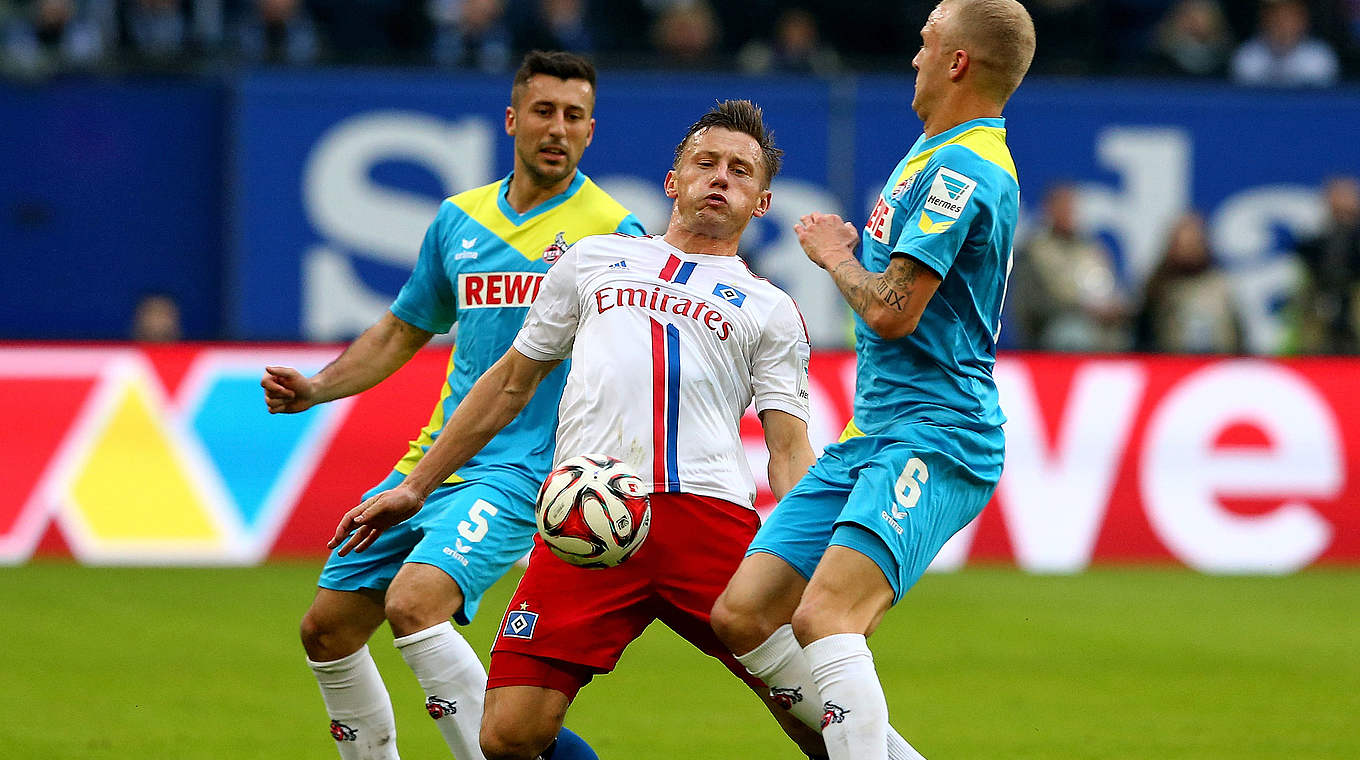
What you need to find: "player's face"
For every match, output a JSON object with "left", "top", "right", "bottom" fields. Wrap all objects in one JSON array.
[
  {"left": 665, "top": 127, "right": 772, "bottom": 239},
  {"left": 507, "top": 74, "right": 596, "bottom": 188},
  {"left": 911, "top": 6, "right": 952, "bottom": 119}
]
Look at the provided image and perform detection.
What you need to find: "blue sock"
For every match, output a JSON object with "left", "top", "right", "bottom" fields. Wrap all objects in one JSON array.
[{"left": 542, "top": 727, "right": 599, "bottom": 760}]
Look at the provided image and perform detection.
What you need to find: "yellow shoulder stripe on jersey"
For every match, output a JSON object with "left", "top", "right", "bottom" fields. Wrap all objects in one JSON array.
[
  {"left": 449, "top": 177, "right": 633, "bottom": 261},
  {"left": 838, "top": 417, "right": 866, "bottom": 443},
  {"left": 394, "top": 347, "right": 466, "bottom": 484},
  {"left": 901, "top": 125, "right": 1018, "bottom": 188}
]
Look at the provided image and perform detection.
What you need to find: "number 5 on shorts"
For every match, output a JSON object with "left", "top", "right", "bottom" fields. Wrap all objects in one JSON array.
[
  {"left": 892, "top": 458, "right": 929, "bottom": 519},
  {"left": 455, "top": 499, "right": 499, "bottom": 553}
]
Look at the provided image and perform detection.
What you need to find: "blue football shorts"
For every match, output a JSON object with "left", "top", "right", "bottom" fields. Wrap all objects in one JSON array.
[
  {"left": 319, "top": 469, "right": 539, "bottom": 625},
  {"left": 747, "top": 433, "right": 998, "bottom": 604}
]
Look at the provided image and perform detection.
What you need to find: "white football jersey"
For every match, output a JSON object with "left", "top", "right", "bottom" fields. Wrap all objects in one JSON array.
[{"left": 513, "top": 234, "right": 811, "bottom": 509}]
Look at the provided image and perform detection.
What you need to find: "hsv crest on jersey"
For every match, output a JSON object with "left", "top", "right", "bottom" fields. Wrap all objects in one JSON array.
[
  {"left": 458, "top": 272, "right": 544, "bottom": 308},
  {"left": 425, "top": 696, "right": 458, "bottom": 719},
  {"left": 330, "top": 720, "right": 358, "bottom": 741},
  {"left": 543, "top": 231, "right": 570, "bottom": 263},
  {"left": 712, "top": 283, "right": 747, "bottom": 307},
  {"left": 502, "top": 609, "right": 539, "bottom": 639},
  {"left": 924, "top": 168, "right": 977, "bottom": 220}
]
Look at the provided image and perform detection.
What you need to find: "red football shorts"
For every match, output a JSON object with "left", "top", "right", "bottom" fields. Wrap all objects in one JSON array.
[{"left": 487, "top": 492, "right": 763, "bottom": 699}]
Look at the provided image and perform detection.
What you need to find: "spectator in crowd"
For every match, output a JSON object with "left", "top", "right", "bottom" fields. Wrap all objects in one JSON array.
[
  {"left": 2, "top": 0, "right": 109, "bottom": 77},
  {"left": 232, "top": 0, "right": 318, "bottom": 64},
  {"left": 1148, "top": 0, "right": 1232, "bottom": 77},
  {"left": 1135, "top": 210, "right": 1243, "bottom": 353},
  {"left": 430, "top": 0, "right": 510, "bottom": 70},
  {"left": 310, "top": 0, "right": 428, "bottom": 63},
  {"left": 1293, "top": 175, "right": 1360, "bottom": 353},
  {"left": 509, "top": 0, "right": 592, "bottom": 57},
  {"left": 131, "top": 292, "right": 183, "bottom": 342},
  {"left": 1230, "top": 0, "right": 1340, "bottom": 86},
  {"left": 1011, "top": 183, "right": 1131, "bottom": 352},
  {"left": 1027, "top": 0, "right": 1105, "bottom": 74},
  {"left": 650, "top": 0, "right": 718, "bottom": 66},
  {"left": 737, "top": 7, "right": 841, "bottom": 76},
  {"left": 119, "top": 0, "right": 191, "bottom": 62}
]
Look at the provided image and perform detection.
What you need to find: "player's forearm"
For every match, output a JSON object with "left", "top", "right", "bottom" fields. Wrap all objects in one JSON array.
[
  {"left": 825, "top": 256, "right": 931, "bottom": 340},
  {"left": 767, "top": 445, "right": 815, "bottom": 502},
  {"left": 402, "top": 350, "right": 550, "bottom": 499},
  {"left": 311, "top": 312, "right": 432, "bottom": 403}
]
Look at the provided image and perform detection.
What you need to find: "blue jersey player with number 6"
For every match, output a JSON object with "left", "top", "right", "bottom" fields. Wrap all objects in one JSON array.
[
  {"left": 262, "top": 51, "right": 642, "bottom": 760},
  {"left": 712, "top": 2, "right": 1037, "bottom": 759}
]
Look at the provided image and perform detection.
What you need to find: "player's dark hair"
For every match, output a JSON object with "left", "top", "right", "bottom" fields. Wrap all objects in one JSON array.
[
  {"left": 673, "top": 100, "right": 783, "bottom": 188},
  {"left": 511, "top": 50, "right": 598, "bottom": 107}
]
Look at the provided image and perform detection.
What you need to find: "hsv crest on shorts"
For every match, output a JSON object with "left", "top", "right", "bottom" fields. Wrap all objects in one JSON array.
[
  {"left": 425, "top": 696, "right": 458, "bottom": 719},
  {"left": 503, "top": 609, "right": 539, "bottom": 639},
  {"left": 330, "top": 720, "right": 358, "bottom": 742}
]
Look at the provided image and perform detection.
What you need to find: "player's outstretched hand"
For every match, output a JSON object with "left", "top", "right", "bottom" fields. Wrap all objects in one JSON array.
[
  {"left": 262, "top": 365, "right": 318, "bottom": 414},
  {"left": 795, "top": 212, "right": 860, "bottom": 270},
  {"left": 329, "top": 485, "right": 425, "bottom": 556}
]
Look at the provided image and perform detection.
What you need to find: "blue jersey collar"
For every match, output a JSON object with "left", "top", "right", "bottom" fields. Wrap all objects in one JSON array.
[
  {"left": 918, "top": 117, "right": 1006, "bottom": 152},
  {"left": 497, "top": 170, "right": 587, "bottom": 224}
]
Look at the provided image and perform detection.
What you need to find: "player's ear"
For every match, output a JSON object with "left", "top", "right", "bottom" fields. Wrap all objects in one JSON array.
[
  {"left": 585, "top": 117, "right": 596, "bottom": 147},
  {"left": 751, "top": 189, "right": 772, "bottom": 218},
  {"left": 664, "top": 170, "right": 678, "bottom": 199},
  {"left": 505, "top": 105, "right": 517, "bottom": 136},
  {"left": 950, "top": 49, "right": 969, "bottom": 81}
]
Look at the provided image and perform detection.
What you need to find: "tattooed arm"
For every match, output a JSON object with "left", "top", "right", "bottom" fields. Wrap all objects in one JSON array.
[{"left": 795, "top": 212, "right": 943, "bottom": 340}]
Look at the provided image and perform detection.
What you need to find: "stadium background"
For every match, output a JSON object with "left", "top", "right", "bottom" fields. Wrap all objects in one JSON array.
[{"left": 3, "top": 1, "right": 1359, "bottom": 758}]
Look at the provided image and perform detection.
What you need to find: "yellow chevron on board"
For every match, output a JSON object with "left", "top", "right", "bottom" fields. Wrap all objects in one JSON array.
[{"left": 69, "top": 379, "right": 219, "bottom": 541}]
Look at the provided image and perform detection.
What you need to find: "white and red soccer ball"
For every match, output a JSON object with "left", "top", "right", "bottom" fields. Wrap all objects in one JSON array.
[{"left": 535, "top": 454, "right": 651, "bottom": 568}]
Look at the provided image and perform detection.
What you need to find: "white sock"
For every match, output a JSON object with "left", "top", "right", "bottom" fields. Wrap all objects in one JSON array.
[
  {"left": 805, "top": 633, "right": 890, "bottom": 760},
  {"left": 308, "top": 645, "right": 400, "bottom": 760},
  {"left": 394, "top": 621, "right": 488, "bottom": 760},
  {"left": 741, "top": 626, "right": 926, "bottom": 760}
]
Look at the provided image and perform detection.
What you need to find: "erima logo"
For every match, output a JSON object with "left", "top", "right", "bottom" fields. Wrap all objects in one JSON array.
[
  {"left": 503, "top": 609, "right": 538, "bottom": 639},
  {"left": 713, "top": 283, "right": 746, "bottom": 307},
  {"left": 461, "top": 238, "right": 477, "bottom": 248},
  {"left": 924, "top": 167, "right": 976, "bottom": 220}
]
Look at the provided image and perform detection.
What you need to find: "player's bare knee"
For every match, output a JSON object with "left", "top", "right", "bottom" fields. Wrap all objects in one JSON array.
[
  {"left": 789, "top": 596, "right": 837, "bottom": 646},
  {"left": 384, "top": 583, "right": 453, "bottom": 638},
  {"left": 711, "top": 592, "right": 770, "bottom": 654},
  {"left": 479, "top": 720, "right": 552, "bottom": 760},
  {"left": 299, "top": 610, "right": 353, "bottom": 661}
]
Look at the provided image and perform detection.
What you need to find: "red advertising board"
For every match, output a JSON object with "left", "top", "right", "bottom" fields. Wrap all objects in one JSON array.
[{"left": 1, "top": 344, "right": 1355, "bottom": 571}]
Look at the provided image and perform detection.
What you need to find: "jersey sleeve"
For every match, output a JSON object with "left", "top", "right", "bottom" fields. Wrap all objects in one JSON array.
[
  {"left": 513, "top": 244, "right": 581, "bottom": 361},
  {"left": 390, "top": 201, "right": 458, "bottom": 334},
  {"left": 891, "top": 146, "right": 989, "bottom": 279},
  {"left": 616, "top": 213, "right": 647, "bottom": 235},
  {"left": 751, "top": 296, "right": 811, "bottom": 422}
]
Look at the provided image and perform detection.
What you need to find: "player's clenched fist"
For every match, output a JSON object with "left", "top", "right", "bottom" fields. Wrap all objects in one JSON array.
[
  {"left": 261, "top": 365, "right": 318, "bottom": 414},
  {"left": 794, "top": 212, "right": 860, "bottom": 270}
]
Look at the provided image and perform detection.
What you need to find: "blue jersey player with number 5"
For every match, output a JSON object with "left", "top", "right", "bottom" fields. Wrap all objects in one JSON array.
[
  {"left": 262, "top": 52, "right": 642, "bottom": 760},
  {"left": 712, "top": 2, "right": 1037, "bottom": 759}
]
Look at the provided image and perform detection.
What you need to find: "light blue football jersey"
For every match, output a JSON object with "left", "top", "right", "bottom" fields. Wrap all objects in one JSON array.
[
  {"left": 389, "top": 170, "right": 645, "bottom": 490},
  {"left": 846, "top": 117, "right": 1018, "bottom": 479}
]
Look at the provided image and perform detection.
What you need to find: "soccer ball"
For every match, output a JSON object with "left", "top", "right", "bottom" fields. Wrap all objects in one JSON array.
[{"left": 535, "top": 454, "right": 651, "bottom": 568}]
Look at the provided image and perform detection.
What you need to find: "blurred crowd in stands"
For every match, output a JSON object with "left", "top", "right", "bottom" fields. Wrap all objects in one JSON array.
[
  {"left": 1009, "top": 175, "right": 1360, "bottom": 355},
  {"left": 4, "top": 0, "right": 1360, "bottom": 83}
]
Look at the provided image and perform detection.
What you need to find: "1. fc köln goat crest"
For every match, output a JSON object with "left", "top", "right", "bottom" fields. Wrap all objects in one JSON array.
[{"left": 543, "top": 231, "right": 569, "bottom": 263}]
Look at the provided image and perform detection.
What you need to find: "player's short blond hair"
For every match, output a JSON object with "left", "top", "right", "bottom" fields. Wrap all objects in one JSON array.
[{"left": 939, "top": 0, "right": 1036, "bottom": 104}]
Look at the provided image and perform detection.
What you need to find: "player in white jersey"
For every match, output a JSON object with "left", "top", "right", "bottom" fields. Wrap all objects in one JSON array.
[{"left": 330, "top": 100, "right": 829, "bottom": 760}]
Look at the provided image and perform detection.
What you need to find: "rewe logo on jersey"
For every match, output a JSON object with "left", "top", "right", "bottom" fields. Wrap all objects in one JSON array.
[{"left": 458, "top": 272, "right": 544, "bottom": 308}]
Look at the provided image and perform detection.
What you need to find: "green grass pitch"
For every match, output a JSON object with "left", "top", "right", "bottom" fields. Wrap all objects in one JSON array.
[{"left": 3, "top": 562, "right": 1357, "bottom": 759}]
